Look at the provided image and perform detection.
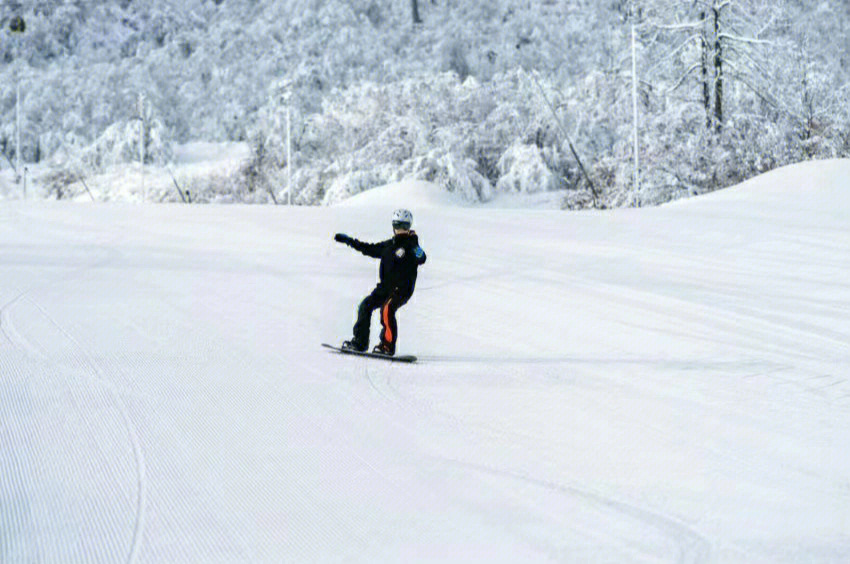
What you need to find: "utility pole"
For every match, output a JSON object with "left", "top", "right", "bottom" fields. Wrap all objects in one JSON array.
[
  {"left": 16, "top": 78, "right": 22, "bottom": 190},
  {"left": 10, "top": 15, "right": 26, "bottom": 187},
  {"left": 286, "top": 104, "right": 292, "bottom": 206},
  {"left": 138, "top": 93, "right": 146, "bottom": 200}
]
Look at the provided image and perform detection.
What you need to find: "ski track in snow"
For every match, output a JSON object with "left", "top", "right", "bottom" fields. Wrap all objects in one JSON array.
[
  {"left": 1, "top": 205, "right": 146, "bottom": 563},
  {"left": 2, "top": 161, "right": 850, "bottom": 562},
  {"left": 362, "top": 366, "right": 714, "bottom": 563}
]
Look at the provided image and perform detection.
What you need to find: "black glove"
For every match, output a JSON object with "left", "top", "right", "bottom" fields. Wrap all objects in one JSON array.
[{"left": 334, "top": 233, "right": 352, "bottom": 245}]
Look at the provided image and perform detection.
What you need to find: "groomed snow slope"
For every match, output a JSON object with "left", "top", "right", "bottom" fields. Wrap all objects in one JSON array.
[{"left": 1, "top": 160, "right": 849, "bottom": 562}]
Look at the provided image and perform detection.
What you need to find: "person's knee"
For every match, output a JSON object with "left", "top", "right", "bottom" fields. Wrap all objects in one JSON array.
[{"left": 360, "top": 295, "right": 378, "bottom": 310}]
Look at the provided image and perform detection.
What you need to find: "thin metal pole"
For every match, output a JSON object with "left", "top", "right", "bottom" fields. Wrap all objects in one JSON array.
[
  {"left": 166, "top": 166, "right": 188, "bottom": 203},
  {"left": 529, "top": 70, "right": 600, "bottom": 207},
  {"left": 16, "top": 74, "right": 22, "bottom": 185},
  {"left": 286, "top": 104, "right": 292, "bottom": 206},
  {"left": 78, "top": 176, "right": 96, "bottom": 202},
  {"left": 11, "top": 21, "right": 25, "bottom": 189},
  {"left": 631, "top": 20, "right": 640, "bottom": 193},
  {"left": 139, "top": 93, "right": 145, "bottom": 200}
]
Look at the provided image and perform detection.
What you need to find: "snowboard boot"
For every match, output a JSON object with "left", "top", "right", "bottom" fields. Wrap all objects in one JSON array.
[
  {"left": 372, "top": 344, "right": 394, "bottom": 357},
  {"left": 342, "top": 339, "right": 367, "bottom": 353}
]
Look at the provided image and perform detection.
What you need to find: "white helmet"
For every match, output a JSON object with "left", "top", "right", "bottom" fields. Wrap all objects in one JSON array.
[{"left": 392, "top": 208, "right": 413, "bottom": 230}]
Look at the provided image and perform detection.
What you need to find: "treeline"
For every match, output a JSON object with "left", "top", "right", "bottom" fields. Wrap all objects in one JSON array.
[{"left": 0, "top": 0, "right": 847, "bottom": 206}]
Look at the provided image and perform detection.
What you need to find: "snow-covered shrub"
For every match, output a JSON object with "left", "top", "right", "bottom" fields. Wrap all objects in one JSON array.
[
  {"left": 321, "top": 169, "right": 386, "bottom": 206},
  {"left": 42, "top": 169, "right": 87, "bottom": 201},
  {"left": 181, "top": 170, "right": 258, "bottom": 204},
  {"left": 396, "top": 151, "right": 492, "bottom": 202},
  {"left": 252, "top": 71, "right": 543, "bottom": 205},
  {"left": 495, "top": 143, "right": 562, "bottom": 194},
  {"left": 81, "top": 116, "right": 172, "bottom": 171},
  {"left": 561, "top": 189, "right": 596, "bottom": 211},
  {"left": 433, "top": 153, "right": 493, "bottom": 202},
  {"left": 445, "top": 155, "right": 493, "bottom": 202},
  {"left": 290, "top": 165, "right": 331, "bottom": 206}
]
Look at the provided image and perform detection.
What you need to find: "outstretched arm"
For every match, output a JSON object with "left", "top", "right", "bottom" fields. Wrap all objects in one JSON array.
[{"left": 334, "top": 234, "right": 388, "bottom": 258}]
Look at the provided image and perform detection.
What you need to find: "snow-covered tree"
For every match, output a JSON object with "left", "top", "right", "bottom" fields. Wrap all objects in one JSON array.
[{"left": 0, "top": 0, "right": 846, "bottom": 205}]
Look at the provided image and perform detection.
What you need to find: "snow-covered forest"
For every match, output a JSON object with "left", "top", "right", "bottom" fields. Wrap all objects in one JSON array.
[{"left": 0, "top": 0, "right": 848, "bottom": 207}]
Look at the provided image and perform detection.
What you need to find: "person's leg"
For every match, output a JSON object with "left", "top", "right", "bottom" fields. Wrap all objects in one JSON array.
[
  {"left": 351, "top": 287, "right": 388, "bottom": 350},
  {"left": 378, "top": 294, "right": 409, "bottom": 355}
]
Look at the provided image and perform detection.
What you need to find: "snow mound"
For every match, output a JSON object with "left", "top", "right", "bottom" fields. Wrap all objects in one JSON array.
[
  {"left": 667, "top": 158, "right": 850, "bottom": 209},
  {"left": 332, "top": 179, "right": 467, "bottom": 209}
]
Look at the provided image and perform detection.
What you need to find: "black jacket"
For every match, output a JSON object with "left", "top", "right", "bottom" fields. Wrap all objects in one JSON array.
[{"left": 347, "top": 231, "right": 426, "bottom": 297}]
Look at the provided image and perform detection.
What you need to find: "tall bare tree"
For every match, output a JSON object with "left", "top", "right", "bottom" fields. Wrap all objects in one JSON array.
[{"left": 641, "top": 0, "right": 779, "bottom": 132}]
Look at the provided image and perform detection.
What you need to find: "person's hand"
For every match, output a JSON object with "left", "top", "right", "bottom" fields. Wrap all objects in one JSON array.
[{"left": 334, "top": 233, "right": 352, "bottom": 244}]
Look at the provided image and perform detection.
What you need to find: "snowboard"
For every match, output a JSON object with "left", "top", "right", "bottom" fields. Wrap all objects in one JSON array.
[{"left": 322, "top": 343, "right": 417, "bottom": 363}]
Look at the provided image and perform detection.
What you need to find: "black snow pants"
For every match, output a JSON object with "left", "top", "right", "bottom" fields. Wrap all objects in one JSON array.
[{"left": 352, "top": 285, "right": 410, "bottom": 354}]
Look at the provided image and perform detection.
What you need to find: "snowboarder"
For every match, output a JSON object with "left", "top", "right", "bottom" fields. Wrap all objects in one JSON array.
[{"left": 334, "top": 209, "right": 426, "bottom": 356}]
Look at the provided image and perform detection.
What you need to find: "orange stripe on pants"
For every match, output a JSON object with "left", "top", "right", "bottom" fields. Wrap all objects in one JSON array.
[{"left": 382, "top": 299, "right": 393, "bottom": 343}]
